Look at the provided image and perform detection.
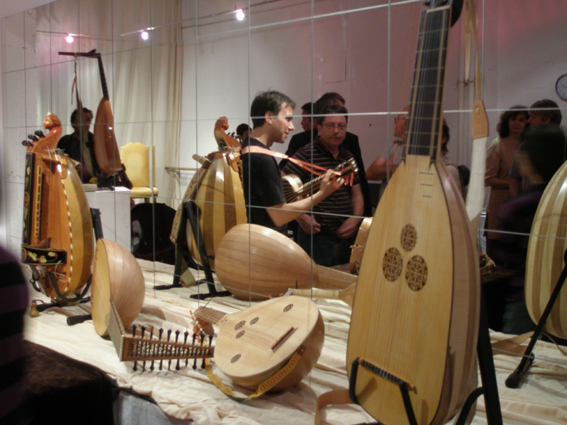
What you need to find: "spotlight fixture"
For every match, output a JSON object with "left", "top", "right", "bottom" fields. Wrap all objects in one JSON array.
[
  {"left": 66, "top": 34, "right": 74, "bottom": 43},
  {"left": 235, "top": 9, "right": 245, "bottom": 21},
  {"left": 141, "top": 31, "right": 149, "bottom": 40}
]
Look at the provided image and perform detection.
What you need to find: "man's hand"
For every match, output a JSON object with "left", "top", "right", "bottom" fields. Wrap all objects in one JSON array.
[
  {"left": 297, "top": 214, "right": 321, "bottom": 234},
  {"left": 318, "top": 169, "right": 344, "bottom": 198},
  {"left": 336, "top": 216, "right": 362, "bottom": 239}
]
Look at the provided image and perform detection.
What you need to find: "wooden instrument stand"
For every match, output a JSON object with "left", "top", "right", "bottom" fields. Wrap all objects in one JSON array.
[
  {"left": 160, "top": 200, "right": 231, "bottom": 300},
  {"left": 348, "top": 294, "right": 503, "bottom": 425},
  {"left": 506, "top": 249, "right": 567, "bottom": 388}
]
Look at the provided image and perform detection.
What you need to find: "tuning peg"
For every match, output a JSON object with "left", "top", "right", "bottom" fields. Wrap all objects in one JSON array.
[
  {"left": 34, "top": 130, "right": 45, "bottom": 138},
  {"left": 28, "top": 134, "right": 39, "bottom": 141},
  {"left": 22, "top": 140, "right": 33, "bottom": 147}
]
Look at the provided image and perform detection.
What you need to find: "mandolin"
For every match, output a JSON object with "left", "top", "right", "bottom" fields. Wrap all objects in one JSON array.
[
  {"left": 346, "top": 2, "right": 480, "bottom": 425},
  {"left": 194, "top": 296, "right": 324, "bottom": 392},
  {"left": 282, "top": 157, "right": 357, "bottom": 203}
]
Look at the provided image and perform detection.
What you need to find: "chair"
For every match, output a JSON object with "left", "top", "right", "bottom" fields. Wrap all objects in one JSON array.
[{"left": 120, "top": 142, "right": 158, "bottom": 202}]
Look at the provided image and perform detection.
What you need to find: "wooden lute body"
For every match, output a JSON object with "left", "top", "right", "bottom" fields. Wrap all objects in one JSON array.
[
  {"left": 195, "top": 296, "right": 324, "bottom": 391},
  {"left": 346, "top": 3, "right": 480, "bottom": 425},
  {"left": 214, "top": 224, "right": 357, "bottom": 300},
  {"left": 525, "top": 160, "right": 567, "bottom": 339}
]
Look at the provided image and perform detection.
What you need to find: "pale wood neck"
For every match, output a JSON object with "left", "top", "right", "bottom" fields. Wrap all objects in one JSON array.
[{"left": 315, "top": 265, "right": 357, "bottom": 290}]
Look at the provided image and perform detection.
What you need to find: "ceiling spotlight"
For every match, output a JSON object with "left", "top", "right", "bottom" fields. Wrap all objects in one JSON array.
[
  {"left": 141, "top": 31, "right": 149, "bottom": 40},
  {"left": 66, "top": 34, "right": 74, "bottom": 43},
  {"left": 235, "top": 9, "right": 245, "bottom": 21}
]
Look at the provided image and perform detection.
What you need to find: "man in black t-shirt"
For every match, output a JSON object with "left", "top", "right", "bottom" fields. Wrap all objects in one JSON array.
[{"left": 242, "top": 90, "right": 342, "bottom": 234}]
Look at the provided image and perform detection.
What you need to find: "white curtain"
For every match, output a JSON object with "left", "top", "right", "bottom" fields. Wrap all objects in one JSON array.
[{"left": 36, "top": 0, "right": 182, "bottom": 206}]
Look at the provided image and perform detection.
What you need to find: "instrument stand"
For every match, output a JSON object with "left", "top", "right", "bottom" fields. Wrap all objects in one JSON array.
[
  {"left": 348, "top": 293, "right": 502, "bottom": 425},
  {"left": 158, "top": 200, "right": 231, "bottom": 300},
  {"left": 505, "top": 249, "right": 567, "bottom": 389}
]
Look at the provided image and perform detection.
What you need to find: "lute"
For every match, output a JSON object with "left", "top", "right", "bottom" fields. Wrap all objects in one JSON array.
[
  {"left": 282, "top": 157, "right": 357, "bottom": 203},
  {"left": 194, "top": 296, "right": 324, "bottom": 392},
  {"left": 346, "top": 1, "right": 480, "bottom": 424}
]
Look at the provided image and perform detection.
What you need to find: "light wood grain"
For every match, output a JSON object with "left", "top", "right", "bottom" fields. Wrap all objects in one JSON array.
[
  {"left": 91, "top": 239, "right": 145, "bottom": 337},
  {"left": 525, "top": 161, "right": 567, "bottom": 338},
  {"left": 197, "top": 296, "right": 324, "bottom": 392},
  {"left": 214, "top": 224, "right": 357, "bottom": 300}
]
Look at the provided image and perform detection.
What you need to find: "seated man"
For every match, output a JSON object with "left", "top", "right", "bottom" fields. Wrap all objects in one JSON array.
[
  {"left": 282, "top": 104, "right": 363, "bottom": 267},
  {"left": 57, "top": 107, "right": 100, "bottom": 183},
  {"left": 242, "top": 90, "right": 342, "bottom": 234}
]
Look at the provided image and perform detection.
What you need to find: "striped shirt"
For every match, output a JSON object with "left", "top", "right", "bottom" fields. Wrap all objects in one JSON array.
[{"left": 282, "top": 139, "right": 359, "bottom": 233}]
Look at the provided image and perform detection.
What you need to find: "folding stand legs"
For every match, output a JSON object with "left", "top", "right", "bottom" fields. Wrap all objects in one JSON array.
[{"left": 506, "top": 249, "right": 567, "bottom": 388}]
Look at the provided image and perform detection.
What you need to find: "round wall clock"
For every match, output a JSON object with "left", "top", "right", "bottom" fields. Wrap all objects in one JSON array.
[{"left": 556, "top": 73, "right": 567, "bottom": 101}]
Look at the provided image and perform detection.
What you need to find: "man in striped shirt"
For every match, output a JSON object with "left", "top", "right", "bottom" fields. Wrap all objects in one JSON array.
[{"left": 282, "top": 104, "right": 363, "bottom": 266}]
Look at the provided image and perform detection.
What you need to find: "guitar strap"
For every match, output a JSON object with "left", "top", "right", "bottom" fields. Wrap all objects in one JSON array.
[{"left": 204, "top": 345, "right": 306, "bottom": 402}]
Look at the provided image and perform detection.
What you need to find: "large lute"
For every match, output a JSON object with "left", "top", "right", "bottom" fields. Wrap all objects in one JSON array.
[
  {"left": 21, "top": 113, "right": 94, "bottom": 301},
  {"left": 525, "top": 160, "right": 567, "bottom": 339},
  {"left": 346, "top": 2, "right": 480, "bottom": 424}
]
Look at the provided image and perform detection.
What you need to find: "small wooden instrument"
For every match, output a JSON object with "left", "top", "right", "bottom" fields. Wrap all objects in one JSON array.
[
  {"left": 348, "top": 217, "right": 372, "bottom": 275},
  {"left": 107, "top": 300, "right": 214, "bottom": 372},
  {"left": 214, "top": 116, "right": 241, "bottom": 150},
  {"left": 91, "top": 238, "right": 145, "bottom": 337},
  {"left": 282, "top": 157, "right": 357, "bottom": 203},
  {"left": 22, "top": 113, "right": 94, "bottom": 301},
  {"left": 347, "top": 2, "right": 479, "bottom": 424},
  {"left": 188, "top": 150, "right": 246, "bottom": 269},
  {"left": 215, "top": 224, "right": 357, "bottom": 300},
  {"left": 525, "top": 160, "right": 567, "bottom": 339},
  {"left": 195, "top": 296, "right": 324, "bottom": 391}
]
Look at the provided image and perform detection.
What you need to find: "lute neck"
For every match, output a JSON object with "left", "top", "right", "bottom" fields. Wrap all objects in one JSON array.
[
  {"left": 404, "top": 5, "right": 451, "bottom": 161},
  {"left": 194, "top": 307, "right": 227, "bottom": 325},
  {"left": 97, "top": 56, "right": 110, "bottom": 100}
]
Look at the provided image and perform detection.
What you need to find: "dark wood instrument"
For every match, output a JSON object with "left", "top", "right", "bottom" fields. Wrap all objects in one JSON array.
[
  {"left": 22, "top": 113, "right": 94, "bottom": 301},
  {"left": 59, "top": 50, "right": 128, "bottom": 183},
  {"left": 282, "top": 157, "right": 357, "bottom": 203},
  {"left": 346, "top": 2, "right": 480, "bottom": 424},
  {"left": 194, "top": 296, "right": 324, "bottom": 392}
]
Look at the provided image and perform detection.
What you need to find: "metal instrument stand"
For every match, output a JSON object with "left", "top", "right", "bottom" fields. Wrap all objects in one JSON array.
[{"left": 505, "top": 249, "right": 567, "bottom": 388}]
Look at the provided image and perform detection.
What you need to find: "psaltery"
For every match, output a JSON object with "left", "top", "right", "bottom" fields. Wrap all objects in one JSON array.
[
  {"left": 107, "top": 300, "right": 214, "bottom": 372},
  {"left": 21, "top": 113, "right": 94, "bottom": 301},
  {"left": 214, "top": 224, "right": 357, "bottom": 300},
  {"left": 346, "top": 1, "right": 480, "bottom": 424}
]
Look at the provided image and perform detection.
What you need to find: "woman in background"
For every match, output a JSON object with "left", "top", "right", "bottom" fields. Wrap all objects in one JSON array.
[{"left": 484, "top": 105, "right": 529, "bottom": 258}]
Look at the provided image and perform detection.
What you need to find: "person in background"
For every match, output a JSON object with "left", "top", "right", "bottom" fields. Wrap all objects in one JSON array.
[
  {"left": 299, "top": 102, "right": 315, "bottom": 132},
  {"left": 484, "top": 105, "right": 529, "bottom": 257},
  {"left": 57, "top": 107, "right": 100, "bottom": 183},
  {"left": 241, "top": 90, "right": 342, "bottom": 234},
  {"left": 509, "top": 99, "right": 562, "bottom": 197},
  {"left": 440, "top": 120, "right": 466, "bottom": 198},
  {"left": 279, "top": 93, "right": 372, "bottom": 217},
  {"left": 282, "top": 104, "right": 363, "bottom": 266},
  {"left": 235, "top": 123, "right": 251, "bottom": 143},
  {"left": 491, "top": 125, "right": 566, "bottom": 335}
]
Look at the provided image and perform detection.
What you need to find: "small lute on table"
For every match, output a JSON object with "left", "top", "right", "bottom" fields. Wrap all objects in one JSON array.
[{"left": 195, "top": 296, "right": 324, "bottom": 392}]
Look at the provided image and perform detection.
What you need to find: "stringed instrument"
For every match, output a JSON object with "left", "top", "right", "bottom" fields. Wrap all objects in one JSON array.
[
  {"left": 91, "top": 238, "right": 145, "bottom": 337},
  {"left": 195, "top": 296, "right": 324, "bottom": 392},
  {"left": 214, "top": 223, "right": 357, "bottom": 300},
  {"left": 346, "top": 2, "right": 480, "bottom": 424},
  {"left": 348, "top": 217, "right": 372, "bottom": 275},
  {"left": 525, "top": 160, "right": 567, "bottom": 339},
  {"left": 286, "top": 283, "right": 356, "bottom": 308},
  {"left": 107, "top": 300, "right": 214, "bottom": 372},
  {"left": 282, "top": 157, "right": 357, "bottom": 203},
  {"left": 59, "top": 50, "right": 129, "bottom": 184},
  {"left": 214, "top": 116, "right": 241, "bottom": 150},
  {"left": 21, "top": 113, "right": 95, "bottom": 301}
]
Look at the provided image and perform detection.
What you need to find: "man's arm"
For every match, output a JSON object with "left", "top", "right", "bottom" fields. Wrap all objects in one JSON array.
[
  {"left": 266, "top": 170, "right": 343, "bottom": 227},
  {"left": 336, "top": 184, "right": 363, "bottom": 239},
  {"left": 366, "top": 155, "right": 396, "bottom": 180}
]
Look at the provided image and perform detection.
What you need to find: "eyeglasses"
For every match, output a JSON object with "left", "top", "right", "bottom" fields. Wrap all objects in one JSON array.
[{"left": 322, "top": 122, "right": 347, "bottom": 131}]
